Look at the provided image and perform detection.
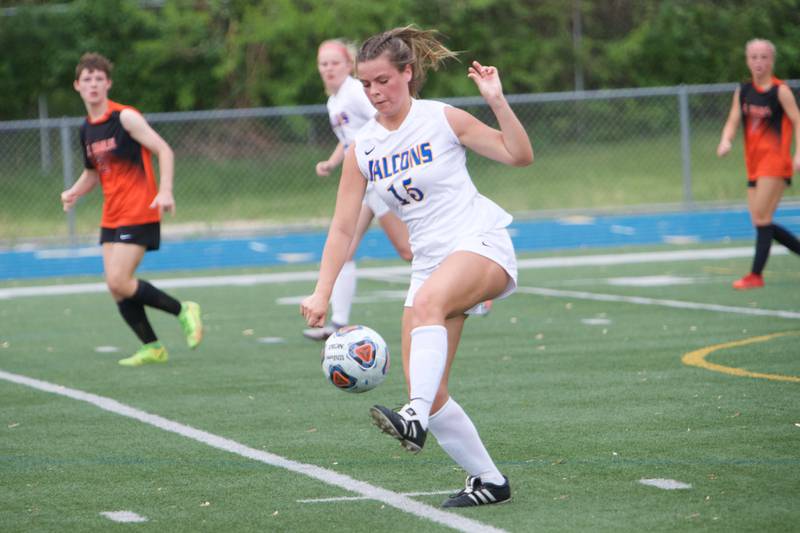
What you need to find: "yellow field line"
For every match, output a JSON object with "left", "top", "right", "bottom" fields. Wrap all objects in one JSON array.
[{"left": 682, "top": 332, "right": 800, "bottom": 383}]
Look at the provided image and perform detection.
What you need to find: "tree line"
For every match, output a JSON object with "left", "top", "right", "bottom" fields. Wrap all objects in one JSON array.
[{"left": 2, "top": 0, "right": 799, "bottom": 120}]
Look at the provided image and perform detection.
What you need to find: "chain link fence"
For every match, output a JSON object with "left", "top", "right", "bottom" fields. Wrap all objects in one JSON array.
[{"left": 2, "top": 82, "right": 798, "bottom": 246}]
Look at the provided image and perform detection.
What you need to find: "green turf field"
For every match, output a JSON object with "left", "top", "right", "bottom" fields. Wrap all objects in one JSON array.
[{"left": 1, "top": 244, "right": 799, "bottom": 532}]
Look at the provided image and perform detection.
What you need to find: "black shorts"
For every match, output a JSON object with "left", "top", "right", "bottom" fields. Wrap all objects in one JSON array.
[
  {"left": 747, "top": 177, "right": 792, "bottom": 188},
  {"left": 100, "top": 222, "right": 161, "bottom": 251}
]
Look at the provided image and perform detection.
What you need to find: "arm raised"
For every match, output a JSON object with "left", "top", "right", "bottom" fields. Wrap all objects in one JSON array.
[{"left": 446, "top": 61, "right": 533, "bottom": 167}]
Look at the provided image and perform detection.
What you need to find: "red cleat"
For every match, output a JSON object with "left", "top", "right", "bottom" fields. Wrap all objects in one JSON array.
[{"left": 732, "top": 273, "right": 764, "bottom": 290}]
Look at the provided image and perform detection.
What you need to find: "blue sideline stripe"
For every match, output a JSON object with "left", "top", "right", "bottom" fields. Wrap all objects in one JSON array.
[{"left": 1, "top": 207, "right": 798, "bottom": 281}]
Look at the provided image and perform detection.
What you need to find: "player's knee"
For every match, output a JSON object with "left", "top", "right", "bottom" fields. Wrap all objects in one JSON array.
[
  {"left": 751, "top": 214, "right": 772, "bottom": 226},
  {"left": 410, "top": 291, "right": 445, "bottom": 325},
  {"left": 105, "top": 274, "right": 134, "bottom": 298}
]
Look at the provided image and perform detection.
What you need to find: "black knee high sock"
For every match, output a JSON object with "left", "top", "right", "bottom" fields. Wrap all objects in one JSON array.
[
  {"left": 132, "top": 280, "right": 181, "bottom": 315},
  {"left": 117, "top": 299, "right": 157, "bottom": 344},
  {"left": 751, "top": 224, "right": 774, "bottom": 275},
  {"left": 771, "top": 223, "right": 800, "bottom": 255}
]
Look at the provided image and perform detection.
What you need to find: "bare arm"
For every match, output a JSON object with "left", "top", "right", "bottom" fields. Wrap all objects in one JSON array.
[
  {"left": 445, "top": 61, "right": 533, "bottom": 167},
  {"left": 301, "top": 145, "right": 367, "bottom": 327},
  {"left": 119, "top": 108, "right": 176, "bottom": 214},
  {"left": 778, "top": 84, "right": 800, "bottom": 171},
  {"left": 717, "top": 88, "right": 741, "bottom": 157},
  {"left": 60, "top": 169, "right": 99, "bottom": 211},
  {"left": 316, "top": 142, "right": 346, "bottom": 176}
]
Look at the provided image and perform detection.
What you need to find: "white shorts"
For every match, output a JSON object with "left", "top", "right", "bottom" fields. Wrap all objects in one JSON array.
[
  {"left": 404, "top": 227, "right": 518, "bottom": 315},
  {"left": 363, "top": 187, "right": 391, "bottom": 219}
]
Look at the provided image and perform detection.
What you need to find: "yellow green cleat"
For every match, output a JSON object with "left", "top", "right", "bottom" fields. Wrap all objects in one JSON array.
[
  {"left": 178, "top": 301, "right": 203, "bottom": 349},
  {"left": 118, "top": 342, "right": 168, "bottom": 367}
]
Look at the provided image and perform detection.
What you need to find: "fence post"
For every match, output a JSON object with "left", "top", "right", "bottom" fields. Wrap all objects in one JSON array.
[
  {"left": 678, "top": 84, "right": 693, "bottom": 207},
  {"left": 39, "top": 95, "right": 52, "bottom": 173},
  {"left": 59, "top": 116, "right": 76, "bottom": 245}
]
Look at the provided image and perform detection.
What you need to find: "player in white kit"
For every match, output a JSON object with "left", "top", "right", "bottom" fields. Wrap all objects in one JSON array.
[
  {"left": 301, "top": 26, "right": 532, "bottom": 507},
  {"left": 303, "top": 39, "right": 412, "bottom": 341}
]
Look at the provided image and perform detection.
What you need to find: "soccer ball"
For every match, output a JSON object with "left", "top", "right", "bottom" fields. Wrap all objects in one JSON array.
[{"left": 321, "top": 325, "right": 389, "bottom": 393}]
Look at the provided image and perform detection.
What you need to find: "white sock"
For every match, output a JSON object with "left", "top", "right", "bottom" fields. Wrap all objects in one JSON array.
[
  {"left": 408, "top": 325, "right": 447, "bottom": 429},
  {"left": 429, "top": 397, "right": 504, "bottom": 485},
  {"left": 330, "top": 260, "right": 356, "bottom": 326}
]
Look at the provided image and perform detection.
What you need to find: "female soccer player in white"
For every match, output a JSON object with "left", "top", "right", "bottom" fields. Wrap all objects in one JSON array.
[
  {"left": 301, "top": 27, "right": 533, "bottom": 507},
  {"left": 303, "top": 39, "right": 412, "bottom": 341}
]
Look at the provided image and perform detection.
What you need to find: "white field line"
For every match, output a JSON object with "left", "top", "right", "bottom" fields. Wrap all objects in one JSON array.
[
  {"left": 0, "top": 246, "right": 778, "bottom": 300},
  {"left": 517, "top": 286, "right": 800, "bottom": 320},
  {"left": 638, "top": 478, "right": 692, "bottom": 490},
  {"left": 0, "top": 369, "right": 505, "bottom": 533},
  {"left": 298, "top": 490, "right": 452, "bottom": 504},
  {"left": 515, "top": 246, "right": 785, "bottom": 269},
  {"left": 100, "top": 511, "right": 148, "bottom": 523}
]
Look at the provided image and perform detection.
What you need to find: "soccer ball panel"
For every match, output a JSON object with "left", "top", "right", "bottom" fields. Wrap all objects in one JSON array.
[{"left": 321, "top": 325, "right": 389, "bottom": 393}]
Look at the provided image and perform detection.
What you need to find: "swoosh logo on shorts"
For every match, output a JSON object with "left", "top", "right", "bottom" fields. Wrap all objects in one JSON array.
[{"left": 481, "top": 241, "right": 491, "bottom": 247}]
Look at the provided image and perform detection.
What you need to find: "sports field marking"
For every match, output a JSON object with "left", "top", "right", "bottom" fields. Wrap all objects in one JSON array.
[
  {"left": 638, "top": 479, "right": 692, "bottom": 490},
  {"left": 581, "top": 318, "right": 612, "bottom": 326},
  {"left": 0, "top": 369, "right": 506, "bottom": 533},
  {"left": 100, "top": 511, "right": 148, "bottom": 523},
  {"left": 682, "top": 332, "right": 800, "bottom": 383},
  {"left": 605, "top": 275, "right": 696, "bottom": 287},
  {"left": 256, "top": 337, "right": 285, "bottom": 344},
  {"left": 516, "top": 287, "right": 800, "bottom": 320},
  {"left": 0, "top": 246, "right": 778, "bottom": 300},
  {"left": 94, "top": 346, "right": 119, "bottom": 353},
  {"left": 298, "top": 490, "right": 452, "bottom": 504}
]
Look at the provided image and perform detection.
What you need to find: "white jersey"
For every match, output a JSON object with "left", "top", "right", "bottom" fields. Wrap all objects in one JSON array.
[
  {"left": 326, "top": 76, "right": 374, "bottom": 148},
  {"left": 355, "top": 99, "right": 512, "bottom": 270}
]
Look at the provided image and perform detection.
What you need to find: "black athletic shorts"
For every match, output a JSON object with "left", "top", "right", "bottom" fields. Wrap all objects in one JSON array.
[
  {"left": 99, "top": 222, "right": 161, "bottom": 251},
  {"left": 747, "top": 177, "right": 792, "bottom": 188}
]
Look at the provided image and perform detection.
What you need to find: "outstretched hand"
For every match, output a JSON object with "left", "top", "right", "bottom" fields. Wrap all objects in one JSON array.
[
  {"left": 467, "top": 61, "right": 504, "bottom": 102},
  {"left": 301, "top": 292, "right": 328, "bottom": 328}
]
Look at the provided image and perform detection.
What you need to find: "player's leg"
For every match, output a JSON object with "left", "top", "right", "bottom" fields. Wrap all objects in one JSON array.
[
  {"left": 103, "top": 242, "right": 167, "bottom": 366},
  {"left": 371, "top": 251, "right": 509, "bottom": 449},
  {"left": 370, "top": 267, "right": 510, "bottom": 505},
  {"left": 428, "top": 318, "right": 508, "bottom": 505},
  {"left": 108, "top": 224, "right": 202, "bottom": 348},
  {"left": 768, "top": 179, "right": 800, "bottom": 256},
  {"left": 736, "top": 178, "right": 785, "bottom": 289}
]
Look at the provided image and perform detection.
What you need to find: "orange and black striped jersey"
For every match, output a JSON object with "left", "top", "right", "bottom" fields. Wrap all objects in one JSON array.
[
  {"left": 739, "top": 77, "right": 793, "bottom": 180},
  {"left": 80, "top": 100, "right": 159, "bottom": 228}
]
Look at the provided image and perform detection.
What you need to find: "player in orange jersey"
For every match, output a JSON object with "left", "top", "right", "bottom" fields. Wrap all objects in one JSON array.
[
  {"left": 61, "top": 53, "right": 203, "bottom": 366},
  {"left": 718, "top": 39, "right": 800, "bottom": 289}
]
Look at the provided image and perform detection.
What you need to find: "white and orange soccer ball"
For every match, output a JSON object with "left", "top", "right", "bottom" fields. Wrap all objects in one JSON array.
[{"left": 321, "top": 325, "right": 389, "bottom": 393}]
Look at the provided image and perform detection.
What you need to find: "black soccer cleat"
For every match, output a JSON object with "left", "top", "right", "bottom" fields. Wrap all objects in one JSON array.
[
  {"left": 369, "top": 404, "right": 427, "bottom": 454},
  {"left": 442, "top": 475, "right": 511, "bottom": 508}
]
